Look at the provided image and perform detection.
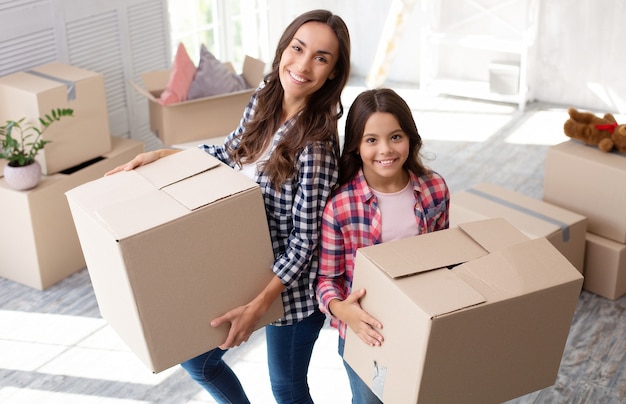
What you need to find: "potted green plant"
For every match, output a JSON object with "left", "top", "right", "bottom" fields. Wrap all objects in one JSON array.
[{"left": 0, "top": 108, "right": 74, "bottom": 190}]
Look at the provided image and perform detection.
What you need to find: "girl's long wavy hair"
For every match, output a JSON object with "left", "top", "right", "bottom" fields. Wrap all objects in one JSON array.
[
  {"left": 227, "top": 9, "right": 351, "bottom": 188},
  {"left": 339, "top": 88, "right": 430, "bottom": 186}
]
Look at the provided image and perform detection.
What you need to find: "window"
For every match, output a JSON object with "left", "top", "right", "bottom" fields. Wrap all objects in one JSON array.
[{"left": 168, "top": 0, "right": 269, "bottom": 71}]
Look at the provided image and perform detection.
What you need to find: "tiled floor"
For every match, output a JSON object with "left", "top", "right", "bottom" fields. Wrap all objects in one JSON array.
[
  {"left": 1, "top": 82, "right": 625, "bottom": 403},
  {"left": 0, "top": 270, "right": 350, "bottom": 404}
]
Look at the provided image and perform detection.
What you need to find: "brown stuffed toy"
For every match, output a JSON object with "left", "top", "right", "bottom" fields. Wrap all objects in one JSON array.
[{"left": 563, "top": 107, "right": 626, "bottom": 154}]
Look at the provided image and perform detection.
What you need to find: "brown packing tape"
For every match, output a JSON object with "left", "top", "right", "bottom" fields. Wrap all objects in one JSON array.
[{"left": 466, "top": 187, "right": 571, "bottom": 242}]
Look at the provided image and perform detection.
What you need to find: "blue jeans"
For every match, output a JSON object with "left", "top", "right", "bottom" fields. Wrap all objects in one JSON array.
[
  {"left": 181, "top": 308, "right": 325, "bottom": 404},
  {"left": 338, "top": 336, "right": 383, "bottom": 404},
  {"left": 180, "top": 347, "right": 248, "bottom": 404},
  {"left": 266, "top": 308, "right": 325, "bottom": 403}
]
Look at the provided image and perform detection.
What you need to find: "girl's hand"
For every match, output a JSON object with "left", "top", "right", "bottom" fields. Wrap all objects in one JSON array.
[
  {"left": 330, "top": 289, "right": 384, "bottom": 347},
  {"left": 104, "top": 149, "right": 179, "bottom": 176}
]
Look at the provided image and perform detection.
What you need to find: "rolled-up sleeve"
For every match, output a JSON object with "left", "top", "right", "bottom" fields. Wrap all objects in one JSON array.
[{"left": 316, "top": 198, "right": 347, "bottom": 316}]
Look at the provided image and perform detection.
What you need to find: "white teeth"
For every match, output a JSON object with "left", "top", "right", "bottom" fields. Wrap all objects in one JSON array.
[
  {"left": 377, "top": 160, "right": 394, "bottom": 165},
  {"left": 289, "top": 71, "right": 307, "bottom": 83}
]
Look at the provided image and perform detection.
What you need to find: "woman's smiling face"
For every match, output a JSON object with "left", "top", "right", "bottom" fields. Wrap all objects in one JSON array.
[{"left": 278, "top": 21, "right": 339, "bottom": 106}]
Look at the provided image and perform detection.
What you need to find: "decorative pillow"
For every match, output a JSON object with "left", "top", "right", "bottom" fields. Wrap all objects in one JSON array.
[
  {"left": 159, "top": 43, "right": 197, "bottom": 105},
  {"left": 187, "top": 44, "right": 248, "bottom": 100}
]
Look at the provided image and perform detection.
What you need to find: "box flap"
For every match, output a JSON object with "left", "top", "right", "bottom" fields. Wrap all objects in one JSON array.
[
  {"left": 457, "top": 217, "right": 529, "bottom": 252},
  {"left": 69, "top": 148, "right": 260, "bottom": 239},
  {"left": 65, "top": 169, "right": 189, "bottom": 240},
  {"left": 129, "top": 79, "right": 158, "bottom": 102},
  {"left": 399, "top": 268, "right": 487, "bottom": 317},
  {"left": 359, "top": 227, "right": 489, "bottom": 279},
  {"left": 140, "top": 69, "right": 171, "bottom": 93},
  {"left": 358, "top": 218, "right": 527, "bottom": 280},
  {"left": 454, "top": 237, "right": 583, "bottom": 302},
  {"left": 135, "top": 148, "right": 220, "bottom": 189},
  {"left": 95, "top": 186, "right": 189, "bottom": 240},
  {"left": 242, "top": 55, "right": 266, "bottom": 88},
  {"left": 162, "top": 163, "right": 258, "bottom": 210}
]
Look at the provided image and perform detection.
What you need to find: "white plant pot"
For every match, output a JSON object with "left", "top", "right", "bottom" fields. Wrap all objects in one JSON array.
[{"left": 3, "top": 160, "right": 42, "bottom": 191}]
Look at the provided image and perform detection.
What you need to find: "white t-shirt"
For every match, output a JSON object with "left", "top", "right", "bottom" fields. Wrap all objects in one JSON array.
[
  {"left": 372, "top": 181, "right": 419, "bottom": 243},
  {"left": 236, "top": 144, "right": 271, "bottom": 180}
]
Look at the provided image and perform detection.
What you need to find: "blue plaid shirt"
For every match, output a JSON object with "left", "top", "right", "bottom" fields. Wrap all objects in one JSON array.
[{"left": 199, "top": 86, "right": 339, "bottom": 325}]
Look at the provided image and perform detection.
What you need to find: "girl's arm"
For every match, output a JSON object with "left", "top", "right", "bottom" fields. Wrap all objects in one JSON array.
[
  {"left": 316, "top": 190, "right": 384, "bottom": 347},
  {"left": 328, "top": 289, "right": 384, "bottom": 347}
]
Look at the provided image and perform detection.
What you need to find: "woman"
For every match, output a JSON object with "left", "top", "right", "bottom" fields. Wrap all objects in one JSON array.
[{"left": 106, "top": 9, "right": 351, "bottom": 404}]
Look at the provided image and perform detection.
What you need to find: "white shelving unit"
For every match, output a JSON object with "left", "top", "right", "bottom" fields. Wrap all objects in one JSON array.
[{"left": 419, "top": 0, "right": 540, "bottom": 110}]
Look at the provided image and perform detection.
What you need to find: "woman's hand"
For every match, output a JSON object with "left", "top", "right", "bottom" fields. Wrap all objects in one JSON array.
[
  {"left": 104, "top": 149, "right": 180, "bottom": 176},
  {"left": 211, "top": 276, "right": 285, "bottom": 350},
  {"left": 330, "top": 289, "right": 384, "bottom": 346},
  {"left": 210, "top": 303, "right": 264, "bottom": 349}
]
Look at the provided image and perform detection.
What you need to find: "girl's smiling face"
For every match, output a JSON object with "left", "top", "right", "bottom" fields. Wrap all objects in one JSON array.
[
  {"left": 279, "top": 21, "right": 339, "bottom": 107},
  {"left": 359, "top": 112, "right": 410, "bottom": 192}
]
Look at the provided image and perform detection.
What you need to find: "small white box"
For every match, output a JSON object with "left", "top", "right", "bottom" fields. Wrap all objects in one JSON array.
[{"left": 489, "top": 61, "right": 520, "bottom": 95}]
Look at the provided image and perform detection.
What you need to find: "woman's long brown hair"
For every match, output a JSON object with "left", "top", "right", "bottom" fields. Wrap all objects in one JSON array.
[{"left": 227, "top": 9, "right": 351, "bottom": 188}]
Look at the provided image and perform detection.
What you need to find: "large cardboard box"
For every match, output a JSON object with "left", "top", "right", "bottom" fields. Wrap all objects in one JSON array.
[
  {"left": 344, "top": 218, "right": 583, "bottom": 403},
  {"left": 450, "top": 182, "right": 587, "bottom": 273},
  {"left": 133, "top": 55, "right": 266, "bottom": 146},
  {"left": 544, "top": 140, "right": 626, "bottom": 244},
  {"left": 65, "top": 147, "right": 284, "bottom": 373},
  {"left": 0, "top": 62, "right": 112, "bottom": 175},
  {"left": 0, "top": 136, "right": 143, "bottom": 290},
  {"left": 583, "top": 232, "right": 626, "bottom": 300}
]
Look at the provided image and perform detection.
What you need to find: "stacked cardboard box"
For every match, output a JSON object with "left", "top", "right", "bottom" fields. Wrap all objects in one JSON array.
[
  {"left": 450, "top": 182, "right": 587, "bottom": 273},
  {"left": 544, "top": 140, "right": 626, "bottom": 300},
  {"left": 343, "top": 218, "right": 583, "bottom": 403},
  {"left": 0, "top": 136, "right": 143, "bottom": 290},
  {"left": 0, "top": 62, "right": 112, "bottom": 175},
  {"left": 65, "top": 148, "right": 284, "bottom": 373},
  {"left": 132, "top": 55, "right": 266, "bottom": 146}
]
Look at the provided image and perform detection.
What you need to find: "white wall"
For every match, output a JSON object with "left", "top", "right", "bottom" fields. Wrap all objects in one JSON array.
[
  {"left": 268, "top": 0, "right": 626, "bottom": 113},
  {"left": 0, "top": 0, "right": 171, "bottom": 150},
  {"left": 532, "top": 0, "right": 626, "bottom": 112},
  {"left": 2, "top": 0, "right": 623, "bottom": 150},
  {"left": 266, "top": 0, "right": 419, "bottom": 81}
]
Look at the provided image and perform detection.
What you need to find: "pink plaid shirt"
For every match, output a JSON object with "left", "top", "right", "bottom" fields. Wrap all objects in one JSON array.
[{"left": 316, "top": 168, "right": 450, "bottom": 338}]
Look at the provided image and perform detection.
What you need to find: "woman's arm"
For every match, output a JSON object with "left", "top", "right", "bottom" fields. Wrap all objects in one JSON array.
[
  {"left": 104, "top": 148, "right": 181, "bottom": 176},
  {"left": 211, "top": 142, "right": 337, "bottom": 348},
  {"left": 211, "top": 276, "right": 285, "bottom": 349},
  {"left": 272, "top": 142, "right": 338, "bottom": 286}
]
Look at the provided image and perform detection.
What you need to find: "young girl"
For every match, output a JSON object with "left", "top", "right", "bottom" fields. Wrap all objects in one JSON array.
[
  {"left": 106, "top": 9, "right": 351, "bottom": 404},
  {"left": 316, "top": 88, "right": 450, "bottom": 403}
]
